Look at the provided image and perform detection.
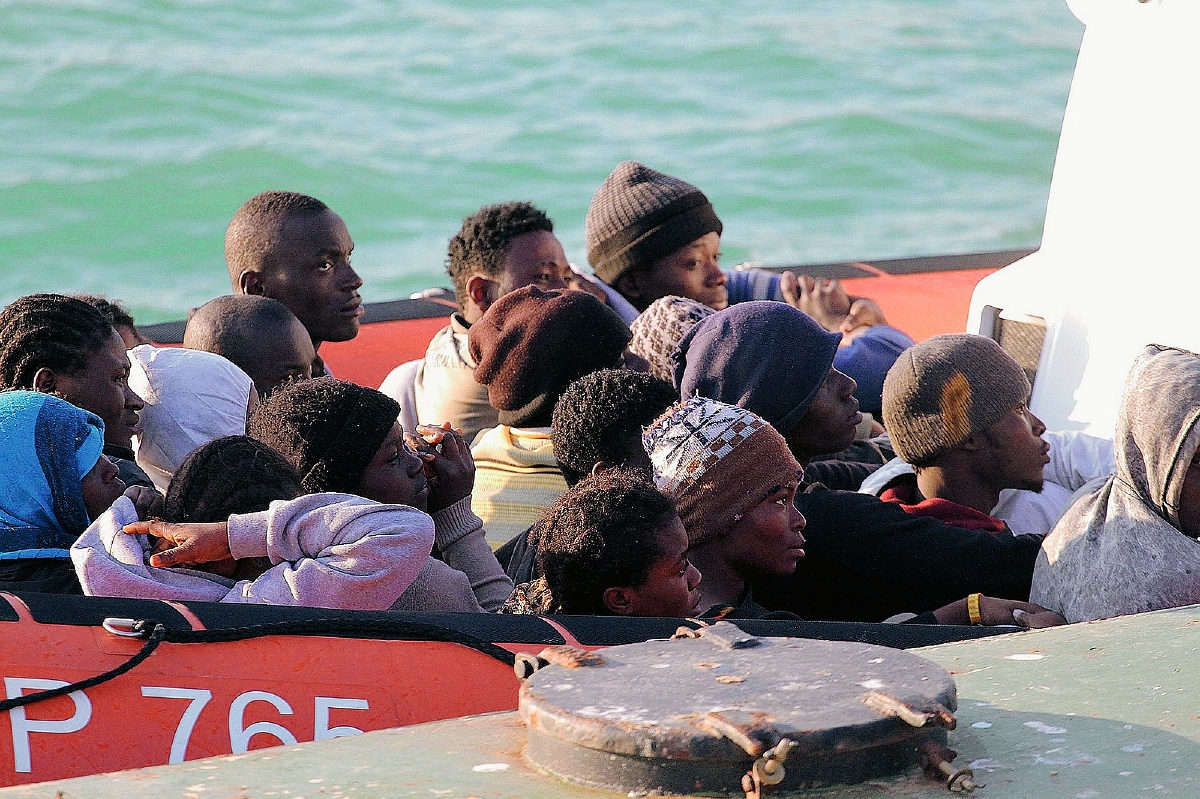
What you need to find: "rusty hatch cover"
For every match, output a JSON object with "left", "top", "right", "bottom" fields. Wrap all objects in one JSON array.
[{"left": 518, "top": 624, "right": 958, "bottom": 795}]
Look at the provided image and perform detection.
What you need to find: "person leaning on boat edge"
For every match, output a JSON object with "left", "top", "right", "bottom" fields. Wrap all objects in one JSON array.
[{"left": 225, "top": 191, "right": 363, "bottom": 379}]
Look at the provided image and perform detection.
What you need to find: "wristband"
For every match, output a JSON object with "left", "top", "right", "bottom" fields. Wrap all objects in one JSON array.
[{"left": 967, "top": 593, "right": 984, "bottom": 625}]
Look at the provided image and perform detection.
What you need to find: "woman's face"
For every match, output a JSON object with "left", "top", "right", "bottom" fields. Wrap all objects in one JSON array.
[
  {"left": 356, "top": 423, "right": 430, "bottom": 511},
  {"left": 80, "top": 455, "right": 126, "bottom": 521},
  {"left": 610, "top": 515, "right": 703, "bottom": 618},
  {"left": 724, "top": 477, "right": 807, "bottom": 579}
]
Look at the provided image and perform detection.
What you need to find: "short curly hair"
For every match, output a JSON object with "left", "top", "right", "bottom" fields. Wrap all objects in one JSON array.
[
  {"left": 446, "top": 201, "right": 554, "bottom": 308},
  {"left": 536, "top": 469, "right": 678, "bottom": 615},
  {"left": 225, "top": 191, "right": 330, "bottom": 287},
  {"left": 164, "top": 435, "right": 303, "bottom": 523},
  {"left": 551, "top": 369, "right": 679, "bottom": 486},
  {"left": 0, "top": 293, "right": 116, "bottom": 390}
]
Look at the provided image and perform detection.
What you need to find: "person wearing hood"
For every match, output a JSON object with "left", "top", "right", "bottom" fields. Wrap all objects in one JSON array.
[
  {"left": 72, "top": 436, "right": 434, "bottom": 610},
  {"left": 128, "top": 345, "right": 258, "bottom": 494},
  {"left": 0, "top": 392, "right": 128, "bottom": 593},
  {"left": 1031, "top": 345, "right": 1200, "bottom": 622}
]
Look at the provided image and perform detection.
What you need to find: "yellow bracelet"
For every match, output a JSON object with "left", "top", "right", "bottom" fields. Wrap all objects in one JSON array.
[{"left": 967, "top": 593, "right": 984, "bottom": 625}]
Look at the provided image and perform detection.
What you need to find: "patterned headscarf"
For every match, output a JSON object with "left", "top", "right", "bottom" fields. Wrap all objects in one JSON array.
[{"left": 643, "top": 396, "right": 800, "bottom": 546}]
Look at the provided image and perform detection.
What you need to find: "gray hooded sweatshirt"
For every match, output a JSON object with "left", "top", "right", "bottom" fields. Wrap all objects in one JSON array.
[{"left": 1030, "top": 345, "right": 1200, "bottom": 622}]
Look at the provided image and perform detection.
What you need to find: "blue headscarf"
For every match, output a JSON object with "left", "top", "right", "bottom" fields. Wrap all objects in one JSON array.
[{"left": 0, "top": 391, "right": 105, "bottom": 560}]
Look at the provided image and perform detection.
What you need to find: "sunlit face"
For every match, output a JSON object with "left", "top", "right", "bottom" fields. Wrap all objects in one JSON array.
[
  {"left": 495, "top": 231, "right": 572, "bottom": 297},
  {"left": 258, "top": 209, "right": 362, "bottom": 346},
  {"left": 784, "top": 368, "right": 862, "bottom": 460},
  {"left": 724, "top": 478, "right": 807, "bottom": 579},
  {"left": 80, "top": 455, "right": 126, "bottom": 521},
  {"left": 356, "top": 423, "right": 430, "bottom": 511},
  {"left": 51, "top": 330, "right": 143, "bottom": 450},
  {"left": 979, "top": 402, "right": 1049, "bottom": 492},
  {"left": 608, "top": 515, "right": 703, "bottom": 618},
  {"left": 618, "top": 232, "right": 728, "bottom": 311}
]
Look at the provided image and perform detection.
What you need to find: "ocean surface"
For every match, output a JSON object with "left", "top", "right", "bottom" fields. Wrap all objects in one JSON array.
[{"left": 0, "top": 1, "right": 1084, "bottom": 324}]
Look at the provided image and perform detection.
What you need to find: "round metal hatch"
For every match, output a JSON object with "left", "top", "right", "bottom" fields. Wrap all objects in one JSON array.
[{"left": 519, "top": 625, "right": 957, "bottom": 795}]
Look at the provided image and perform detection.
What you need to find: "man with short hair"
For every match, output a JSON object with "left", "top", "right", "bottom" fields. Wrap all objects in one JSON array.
[
  {"left": 183, "top": 295, "right": 316, "bottom": 398},
  {"left": 224, "top": 191, "right": 362, "bottom": 377},
  {"left": 379, "top": 201, "right": 571, "bottom": 442}
]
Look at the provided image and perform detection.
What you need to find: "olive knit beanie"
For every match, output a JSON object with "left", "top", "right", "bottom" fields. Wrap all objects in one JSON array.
[
  {"left": 247, "top": 377, "right": 400, "bottom": 494},
  {"left": 882, "top": 333, "right": 1031, "bottom": 465},
  {"left": 585, "top": 161, "right": 723, "bottom": 285},
  {"left": 468, "top": 286, "right": 631, "bottom": 428},
  {"left": 643, "top": 396, "right": 800, "bottom": 547}
]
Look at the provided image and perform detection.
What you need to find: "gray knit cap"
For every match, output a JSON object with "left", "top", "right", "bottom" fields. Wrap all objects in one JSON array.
[
  {"left": 585, "top": 161, "right": 723, "bottom": 285},
  {"left": 882, "top": 333, "right": 1031, "bottom": 465}
]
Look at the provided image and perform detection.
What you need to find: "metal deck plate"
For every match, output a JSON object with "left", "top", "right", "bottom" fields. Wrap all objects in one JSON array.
[{"left": 4, "top": 604, "right": 1198, "bottom": 798}]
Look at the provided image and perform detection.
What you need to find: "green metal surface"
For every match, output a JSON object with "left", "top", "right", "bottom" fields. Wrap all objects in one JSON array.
[{"left": 5, "top": 605, "right": 1198, "bottom": 798}]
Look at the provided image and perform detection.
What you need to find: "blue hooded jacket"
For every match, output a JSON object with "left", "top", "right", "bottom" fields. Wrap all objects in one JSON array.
[{"left": 0, "top": 391, "right": 105, "bottom": 560}]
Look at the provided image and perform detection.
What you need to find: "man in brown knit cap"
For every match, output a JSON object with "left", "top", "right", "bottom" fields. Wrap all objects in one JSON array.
[
  {"left": 466, "top": 286, "right": 631, "bottom": 544},
  {"left": 585, "top": 161, "right": 728, "bottom": 313},
  {"left": 875, "top": 333, "right": 1050, "bottom": 532}
]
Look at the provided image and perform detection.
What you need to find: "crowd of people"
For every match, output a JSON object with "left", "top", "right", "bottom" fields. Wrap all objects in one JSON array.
[{"left": 2, "top": 160, "right": 1197, "bottom": 629}]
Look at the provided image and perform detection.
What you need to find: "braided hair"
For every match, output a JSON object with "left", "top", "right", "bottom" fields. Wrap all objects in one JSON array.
[
  {"left": 537, "top": 469, "right": 677, "bottom": 615},
  {"left": 164, "top": 435, "right": 303, "bottom": 523},
  {"left": 0, "top": 294, "right": 115, "bottom": 390}
]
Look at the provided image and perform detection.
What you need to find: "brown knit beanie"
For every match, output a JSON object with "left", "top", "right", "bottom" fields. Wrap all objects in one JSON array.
[
  {"left": 585, "top": 161, "right": 724, "bottom": 285},
  {"left": 882, "top": 333, "right": 1031, "bottom": 465},
  {"left": 643, "top": 396, "right": 800, "bottom": 547},
  {"left": 468, "top": 286, "right": 632, "bottom": 428},
  {"left": 247, "top": 377, "right": 400, "bottom": 493}
]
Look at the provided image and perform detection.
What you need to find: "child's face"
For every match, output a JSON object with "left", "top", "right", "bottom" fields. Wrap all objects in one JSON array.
[
  {"left": 357, "top": 424, "right": 430, "bottom": 511},
  {"left": 725, "top": 478, "right": 806, "bottom": 578},
  {"left": 615, "top": 515, "right": 703, "bottom": 618},
  {"left": 80, "top": 455, "right": 126, "bottom": 521}
]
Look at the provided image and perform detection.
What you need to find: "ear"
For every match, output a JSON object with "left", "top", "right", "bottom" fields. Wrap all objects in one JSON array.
[
  {"left": 957, "top": 432, "right": 983, "bottom": 453},
  {"left": 31, "top": 367, "right": 59, "bottom": 395},
  {"left": 590, "top": 461, "right": 616, "bottom": 478},
  {"left": 239, "top": 270, "right": 265, "bottom": 296},
  {"left": 466, "top": 274, "right": 498, "bottom": 314},
  {"left": 602, "top": 586, "right": 636, "bottom": 616}
]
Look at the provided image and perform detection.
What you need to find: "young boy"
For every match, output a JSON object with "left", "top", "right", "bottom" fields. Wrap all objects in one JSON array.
[
  {"left": 183, "top": 295, "right": 316, "bottom": 398},
  {"left": 379, "top": 201, "right": 572, "bottom": 443},
  {"left": 224, "top": 191, "right": 362, "bottom": 377},
  {"left": 503, "top": 469, "right": 702, "bottom": 618}
]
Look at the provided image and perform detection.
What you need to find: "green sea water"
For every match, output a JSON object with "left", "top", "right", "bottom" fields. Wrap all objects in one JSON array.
[{"left": 0, "top": 1, "right": 1083, "bottom": 323}]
